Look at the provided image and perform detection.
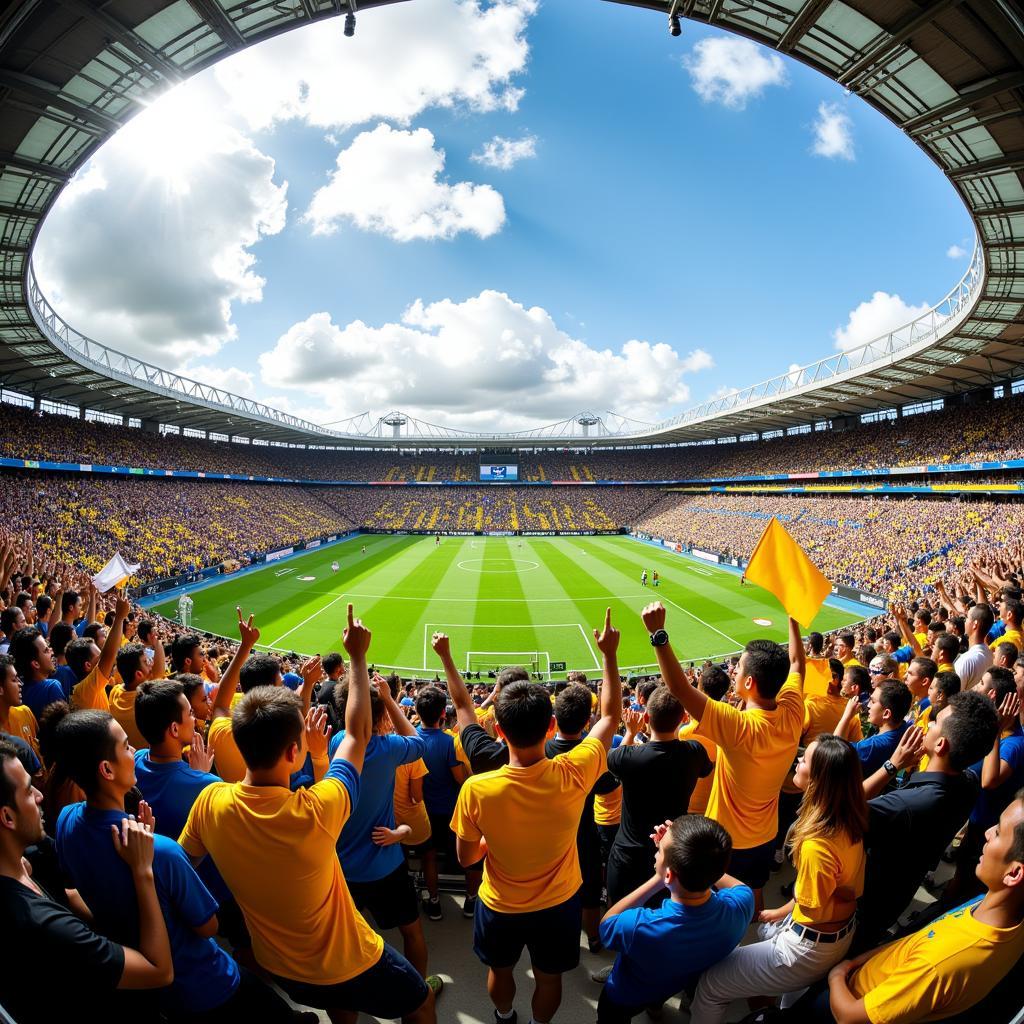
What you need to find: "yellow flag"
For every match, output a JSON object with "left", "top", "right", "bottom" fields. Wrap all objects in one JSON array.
[{"left": 745, "top": 516, "right": 831, "bottom": 629}]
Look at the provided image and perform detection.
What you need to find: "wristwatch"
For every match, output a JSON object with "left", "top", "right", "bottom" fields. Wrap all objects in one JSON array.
[
  {"left": 882, "top": 759, "right": 898, "bottom": 776},
  {"left": 650, "top": 629, "right": 669, "bottom": 648}
]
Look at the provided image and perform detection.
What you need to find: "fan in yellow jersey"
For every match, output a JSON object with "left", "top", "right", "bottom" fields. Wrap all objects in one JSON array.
[
  {"left": 68, "top": 594, "right": 129, "bottom": 712},
  {"left": 180, "top": 605, "right": 435, "bottom": 1023},
  {"left": 824, "top": 795, "right": 1024, "bottom": 1024},
  {"left": 642, "top": 602, "right": 805, "bottom": 911},
  {"left": 451, "top": 608, "right": 622, "bottom": 1024},
  {"left": 108, "top": 637, "right": 166, "bottom": 751},
  {"left": 0, "top": 655, "right": 38, "bottom": 756}
]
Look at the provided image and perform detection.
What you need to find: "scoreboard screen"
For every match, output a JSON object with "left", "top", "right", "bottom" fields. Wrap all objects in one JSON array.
[{"left": 480, "top": 464, "right": 519, "bottom": 481}]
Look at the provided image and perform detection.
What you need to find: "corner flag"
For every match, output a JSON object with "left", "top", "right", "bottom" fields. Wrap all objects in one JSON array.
[
  {"left": 745, "top": 516, "right": 831, "bottom": 629},
  {"left": 92, "top": 553, "right": 141, "bottom": 593}
]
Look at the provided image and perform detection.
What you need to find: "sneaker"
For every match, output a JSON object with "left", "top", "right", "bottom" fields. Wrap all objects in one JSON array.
[
  {"left": 463, "top": 895, "right": 478, "bottom": 919},
  {"left": 423, "top": 896, "right": 443, "bottom": 921},
  {"left": 493, "top": 1011, "right": 517, "bottom": 1024},
  {"left": 590, "top": 964, "right": 613, "bottom": 984},
  {"left": 426, "top": 975, "right": 444, "bottom": 999}
]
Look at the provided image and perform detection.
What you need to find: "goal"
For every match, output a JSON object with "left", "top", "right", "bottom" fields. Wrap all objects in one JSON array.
[{"left": 466, "top": 651, "right": 549, "bottom": 677}]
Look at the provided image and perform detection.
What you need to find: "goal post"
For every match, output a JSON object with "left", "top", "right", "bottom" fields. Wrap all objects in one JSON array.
[{"left": 466, "top": 651, "right": 550, "bottom": 677}]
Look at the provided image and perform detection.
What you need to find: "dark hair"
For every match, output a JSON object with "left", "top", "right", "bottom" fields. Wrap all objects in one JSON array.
[
  {"left": 49, "top": 708, "right": 118, "bottom": 797},
  {"left": 969, "top": 603, "right": 995, "bottom": 635},
  {"left": 743, "top": 639, "right": 790, "bottom": 699},
  {"left": 836, "top": 632, "right": 855, "bottom": 650},
  {"left": 48, "top": 622, "right": 73, "bottom": 657},
  {"left": 699, "top": 665, "right": 730, "bottom": 702},
  {"left": 496, "top": 666, "right": 530, "bottom": 691},
  {"left": 934, "top": 671, "right": 961, "bottom": 701},
  {"left": 985, "top": 666, "right": 1017, "bottom": 705},
  {"left": 134, "top": 680, "right": 187, "bottom": 747},
  {"left": 385, "top": 673, "right": 401, "bottom": 700},
  {"left": 828, "top": 658, "right": 844, "bottom": 684},
  {"left": 646, "top": 686, "right": 684, "bottom": 733},
  {"left": 0, "top": 607, "right": 22, "bottom": 636},
  {"left": 1010, "top": 787, "right": 1024, "bottom": 864},
  {"left": 64, "top": 637, "right": 97, "bottom": 679},
  {"left": 663, "top": 814, "right": 732, "bottom": 891},
  {"left": 495, "top": 680, "right": 552, "bottom": 747},
  {"left": 170, "top": 633, "right": 203, "bottom": 673},
  {"left": 60, "top": 591, "right": 80, "bottom": 616},
  {"left": 554, "top": 683, "right": 592, "bottom": 735},
  {"left": 11, "top": 627, "right": 45, "bottom": 681},
  {"left": 175, "top": 673, "right": 206, "bottom": 702},
  {"left": 322, "top": 652, "right": 344, "bottom": 678},
  {"left": 910, "top": 656, "right": 937, "bottom": 682},
  {"left": 415, "top": 686, "right": 447, "bottom": 727},
  {"left": 914, "top": 608, "right": 932, "bottom": 627},
  {"left": 116, "top": 643, "right": 148, "bottom": 688},
  {"left": 941, "top": 691, "right": 999, "bottom": 770},
  {"left": 1005, "top": 599, "right": 1024, "bottom": 626},
  {"left": 82, "top": 623, "right": 103, "bottom": 644},
  {"left": 637, "top": 679, "right": 660, "bottom": 704},
  {"left": 232, "top": 687, "right": 303, "bottom": 770},
  {"left": 239, "top": 653, "right": 280, "bottom": 693},
  {"left": 566, "top": 670, "right": 588, "bottom": 685},
  {"left": 137, "top": 619, "right": 155, "bottom": 644},
  {"left": 844, "top": 664, "right": 870, "bottom": 693},
  {"left": 877, "top": 679, "right": 913, "bottom": 721},
  {"left": 35, "top": 594, "right": 52, "bottom": 617},
  {"left": 808, "top": 632, "right": 824, "bottom": 656},
  {"left": 995, "top": 641, "right": 1019, "bottom": 665},
  {"left": 0, "top": 740, "right": 22, "bottom": 811},
  {"left": 934, "top": 634, "right": 960, "bottom": 663},
  {"left": 332, "top": 678, "right": 385, "bottom": 726}
]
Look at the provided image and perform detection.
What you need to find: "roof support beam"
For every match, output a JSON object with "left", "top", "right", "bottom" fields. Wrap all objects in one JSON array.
[
  {"left": 947, "top": 149, "right": 1024, "bottom": 180},
  {"left": 185, "top": 0, "right": 247, "bottom": 49},
  {"left": 778, "top": 0, "right": 832, "bottom": 52},
  {"left": 902, "top": 71, "right": 1024, "bottom": 135},
  {"left": 0, "top": 68, "right": 123, "bottom": 134},
  {"left": 0, "top": 152, "right": 69, "bottom": 181}
]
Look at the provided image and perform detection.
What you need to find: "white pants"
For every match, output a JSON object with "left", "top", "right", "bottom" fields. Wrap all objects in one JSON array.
[{"left": 689, "top": 917, "right": 855, "bottom": 1024}]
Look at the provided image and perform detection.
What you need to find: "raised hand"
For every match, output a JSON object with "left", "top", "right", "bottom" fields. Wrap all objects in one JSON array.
[
  {"left": 649, "top": 818, "right": 673, "bottom": 848},
  {"left": 136, "top": 800, "right": 156, "bottom": 834},
  {"left": 111, "top": 817, "right": 155, "bottom": 875},
  {"left": 114, "top": 592, "right": 131, "bottom": 619},
  {"left": 641, "top": 601, "right": 666, "bottom": 634},
  {"left": 373, "top": 673, "right": 391, "bottom": 701},
  {"left": 343, "top": 604, "right": 371, "bottom": 659},
  {"left": 997, "top": 691, "right": 1022, "bottom": 733},
  {"left": 623, "top": 707, "right": 646, "bottom": 737},
  {"left": 304, "top": 704, "right": 332, "bottom": 760},
  {"left": 301, "top": 654, "right": 323, "bottom": 689},
  {"left": 188, "top": 731, "right": 215, "bottom": 773},
  {"left": 431, "top": 632, "right": 451, "bottom": 661},
  {"left": 236, "top": 607, "right": 260, "bottom": 648},
  {"left": 890, "top": 722, "right": 925, "bottom": 771},
  {"left": 593, "top": 606, "right": 620, "bottom": 655}
]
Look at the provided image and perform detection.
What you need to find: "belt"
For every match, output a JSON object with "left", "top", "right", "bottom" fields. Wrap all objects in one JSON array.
[{"left": 789, "top": 916, "right": 856, "bottom": 945}]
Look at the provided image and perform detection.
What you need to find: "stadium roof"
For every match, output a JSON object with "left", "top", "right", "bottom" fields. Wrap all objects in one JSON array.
[{"left": 1, "top": 0, "right": 1023, "bottom": 449}]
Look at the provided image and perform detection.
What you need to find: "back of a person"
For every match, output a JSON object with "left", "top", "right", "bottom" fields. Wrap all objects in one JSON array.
[
  {"left": 460, "top": 737, "right": 601, "bottom": 913},
  {"left": 133, "top": 749, "right": 216, "bottom": 840},
  {"left": 108, "top": 684, "right": 145, "bottom": 749},
  {"left": 792, "top": 828, "right": 865, "bottom": 927},
  {"left": 208, "top": 695, "right": 247, "bottom": 782},
  {"left": 545, "top": 734, "right": 599, "bottom": 841},
  {"left": 704, "top": 674, "right": 803, "bottom": 849},
  {"left": 417, "top": 725, "right": 459, "bottom": 816},
  {"left": 182, "top": 779, "right": 383, "bottom": 985},
  {"left": 679, "top": 721, "right": 717, "bottom": 814},
  {"left": 393, "top": 757, "right": 430, "bottom": 844},
  {"left": 803, "top": 693, "right": 851, "bottom": 742}
]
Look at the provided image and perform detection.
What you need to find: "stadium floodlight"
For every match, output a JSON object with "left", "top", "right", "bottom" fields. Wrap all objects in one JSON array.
[
  {"left": 344, "top": 11, "right": 356, "bottom": 36},
  {"left": 669, "top": 14, "right": 681, "bottom": 36}
]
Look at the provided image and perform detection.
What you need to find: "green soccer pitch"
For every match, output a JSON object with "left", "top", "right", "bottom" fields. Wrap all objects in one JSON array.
[{"left": 150, "top": 534, "right": 864, "bottom": 676}]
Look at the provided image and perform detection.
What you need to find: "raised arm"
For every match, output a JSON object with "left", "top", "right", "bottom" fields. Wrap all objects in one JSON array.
[
  {"left": 892, "top": 604, "right": 922, "bottom": 656},
  {"left": 98, "top": 594, "right": 129, "bottom": 681},
  {"left": 640, "top": 602, "right": 708, "bottom": 721},
  {"left": 337, "top": 604, "right": 372, "bottom": 773},
  {"left": 789, "top": 616, "right": 805, "bottom": 679},
  {"left": 432, "top": 632, "right": 479, "bottom": 734},
  {"left": 298, "top": 654, "right": 323, "bottom": 716},
  {"left": 587, "top": 607, "right": 622, "bottom": 750},
  {"left": 211, "top": 608, "right": 259, "bottom": 721},
  {"left": 982, "top": 693, "right": 1021, "bottom": 789},
  {"left": 148, "top": 621, "right": 166, "bottom": 681},
  {"left": 84, "top": 580, "right": 98, "bottom": 630},
  {"left": 375, "top": 674, "right": 417, "bottom": 737}
]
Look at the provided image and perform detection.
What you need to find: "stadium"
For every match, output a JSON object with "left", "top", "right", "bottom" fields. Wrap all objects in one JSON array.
[{"left": 2, "top": 1, "right": 1024, "bottom": 1023}]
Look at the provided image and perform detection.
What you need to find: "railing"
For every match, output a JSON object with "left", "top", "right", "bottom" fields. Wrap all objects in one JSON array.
[{"left": 25, "top": 241, "right": 984, "bottom": 443}]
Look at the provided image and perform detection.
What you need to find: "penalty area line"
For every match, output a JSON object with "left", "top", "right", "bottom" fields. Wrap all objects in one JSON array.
[{"left": 267, "top": 592, "right": 348, "bottom": 649}]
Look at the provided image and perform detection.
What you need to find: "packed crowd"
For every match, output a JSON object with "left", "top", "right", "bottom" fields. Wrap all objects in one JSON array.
[
  {"left": 1, "top": 516, "right": 1023, "bottom": 1024},
  {"left": 4, "top": 391, "right": 1024, "bottom": 483},
  {"left": 635, "top": 493, "right": 1024, "bottom": 599}
]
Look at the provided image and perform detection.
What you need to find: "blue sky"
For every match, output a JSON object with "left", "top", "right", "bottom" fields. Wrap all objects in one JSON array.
[{"left": 34, "top": 0, "right": 972, "bottom": 432}]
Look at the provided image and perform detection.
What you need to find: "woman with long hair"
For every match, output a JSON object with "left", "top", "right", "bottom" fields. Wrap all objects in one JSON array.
[{"left": 690, "top": 733, "right": 869, "bottom": 1022}]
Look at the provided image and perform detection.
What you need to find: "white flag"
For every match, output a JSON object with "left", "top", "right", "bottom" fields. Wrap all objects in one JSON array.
[{"left": 91, "top": 553, "right": 141, "bottom": 593}]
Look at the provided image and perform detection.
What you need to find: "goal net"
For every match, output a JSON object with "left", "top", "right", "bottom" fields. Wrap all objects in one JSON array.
[{"left": 466, "top": 651, "right": 549, "bottom": 676}]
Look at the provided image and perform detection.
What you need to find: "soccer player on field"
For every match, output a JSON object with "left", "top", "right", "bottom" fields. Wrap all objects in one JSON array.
[
  {"left": 641, "top": 601, "right": 805, "bottom": 911},
  {"left": 451, "top": 608, "right": 622, "bottom": 1024}
]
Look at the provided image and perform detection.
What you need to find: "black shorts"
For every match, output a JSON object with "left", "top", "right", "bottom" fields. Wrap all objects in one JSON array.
[
  {"left": 605, "top": 845, "right": 656, "bottom": 908},
  {"left": 272, "top": 943, "right": 428, "bottom": 1018},
  {"left": 473, "top": 892, "right": 582, "bottom": 975},
  {"left": 597, "top": 823, "right": 619, "bottom": 866},
  {"left": 579, "top": 831, "right": 603, "bottom": 908},
  {"left": 729, "top": 838, "right": 775, "bottom": 890},
  {"left": 347, "top": 861, "right": 419, "bottom": 930},
  {"left": 425, "top": 813, "right": 458, "bottom": 859},
  {"left": 597, "top": 986, "right": 644, "bottom": 1024}
]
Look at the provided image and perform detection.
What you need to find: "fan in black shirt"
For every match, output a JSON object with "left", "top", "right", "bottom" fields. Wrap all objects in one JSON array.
[{"left": 606, "top": 689, "right": 712, "bottom": 906}]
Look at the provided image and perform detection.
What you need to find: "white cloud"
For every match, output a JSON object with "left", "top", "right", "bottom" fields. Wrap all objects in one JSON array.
[
  {"left": 833, "top": 291, "right": 931, "bottom": 352},
  {"left": 811, "top": 101, "right": 855, "bottom": 160},
  {"left": 471, "top": 134, "right": 538, "bottom": 170},
  {"left": 258, "top": 290, "right": 713, "bottom": 430},
  {"left": 305, "top": 124, "right": 504, "bottom": 241},
  {"left": 683, "top": 36, "right": 787, "bottom": 110},
  {"left": 182, "top": 364, "right": 255, "bottom": 396},
  {"left": 214, "top": 0, "right": 537, "bottom": 132},
  {"left": 33, "top": 84, "right": 287, "bottom": 365},
  {"left": 946, "top": 244, "right": 967, "bottom": 259}
]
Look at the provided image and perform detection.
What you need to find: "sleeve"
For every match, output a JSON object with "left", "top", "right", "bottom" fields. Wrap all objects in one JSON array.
[
  {"left": 158, "top": 839, "right": 219, "bottom": 927},
  {"left": 861, "top": 953, "right": 946, "bottom": 1024},
  {"left": 307, "top": 758, "right": 358, "bottom": 835},
  {"left": 461, "top": 724, "right": 508, "bottom": 774},
  {"left": 38, "top": 898, "right": 126, "bottom": 988},
  {"left": 599, "top": 906, "right": 644, "bottom": 954},
  {"left": 793, "top": 839, "right": 838, "bottom": 914},
  {"left": 178, "top": 790, "right": 210, "bottom": 860},
  {"left": 893, "top": 645, "right": 914, "bottom": 664},
  {"left": 71, "top": 668, "right": 110, "bottom": 711},
  {"left": 721, "top": 884, "right": 755, "bottom": 925},
  {"left": 854, "top": 735, "right": 878, "bottom": 768},
  {"left": 594, "top": 769, "right": 621, "bottom": 796},
  {"left": 450, "top": 782, "right": 481, "bottom": 842},
  {"left": 607, "top": 744, "right": 631, "bottom": 778},
  {"left": 685, "top": 740, "right": 713, "bottom": 778},
  {"left": 409, "top": 757, "right": 429, "bottom": 780},
  {"left": 695, "top": 694, "right": 747, "bottom": 751},
  {"left": 391, "top": 733, "right": 426, "bottom": 767},
  {"left": 565, "top": 737, "right": 607, "bottom": 791}
]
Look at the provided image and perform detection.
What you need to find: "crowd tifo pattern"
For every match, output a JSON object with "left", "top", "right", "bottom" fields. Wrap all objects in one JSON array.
[{"left": 1, "top": 397, "right": 1024, "bottom": 1024}]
